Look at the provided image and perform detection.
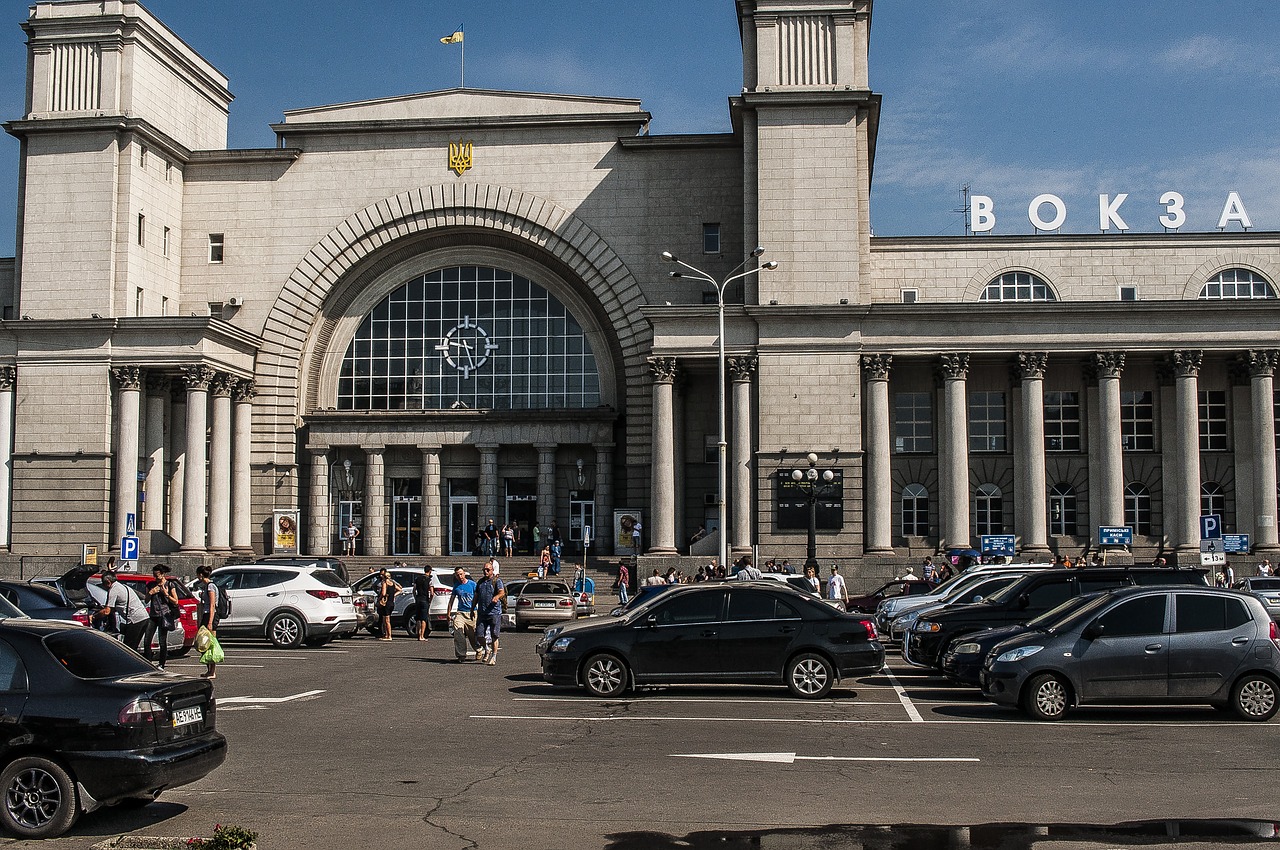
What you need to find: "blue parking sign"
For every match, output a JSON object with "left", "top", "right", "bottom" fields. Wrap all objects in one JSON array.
[
  {"left": 1200, "top": 514, "right": 1222, "bottom": 540},
  {"left": 121, "top": 535, "right": 139, "bottom": 561}
]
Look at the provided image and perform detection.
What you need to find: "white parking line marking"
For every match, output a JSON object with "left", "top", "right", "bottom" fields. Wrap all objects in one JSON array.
[
  {"left": 671, "top": 752, "right": 980, "bottom": 764},
  {"left": 512, "top": 696, "right": 901, "bottom": 706},
  {"left": 883, "top": 667, "right": 924, "bottom": 723},
  {"left": 220, "top": 689, "right": 326, "bottom": 704},
  {"left": 470, "top": 714, "right": 1270, "bottom": 729},
  {"left": 166, "top": 664, "right": 265, "bottom": 669}
]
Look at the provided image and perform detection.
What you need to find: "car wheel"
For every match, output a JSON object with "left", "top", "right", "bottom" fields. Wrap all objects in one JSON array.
[
  {"left": 1022, "top": 673, "right": 1070, "bottom": 721},
  {"left": 0, "top": 756, "right": 79, "bottom": 839},
  {"left": 786, "top": 653, "right": 835, "bottom": 699},
  {"left": 267, "top": 612, "right": 305, "bottom": 648},
  {"left": 1231, "top": 673, "right": 1279, "bottom": 722},
  {"left": 403, "top": 614, "right": 421, "bottom": 639},
  {"left": 582, "top": 653, "right": 628, "bottom": 698}
]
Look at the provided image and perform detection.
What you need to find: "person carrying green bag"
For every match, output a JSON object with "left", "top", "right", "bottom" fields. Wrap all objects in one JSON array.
[{"left": 193, "top": 565, "right": 223, "bottom": 679}]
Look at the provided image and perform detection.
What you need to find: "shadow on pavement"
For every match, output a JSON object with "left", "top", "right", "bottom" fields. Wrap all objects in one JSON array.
[{"left": 54, "top": 801, "right": 189, "bottom": 841}]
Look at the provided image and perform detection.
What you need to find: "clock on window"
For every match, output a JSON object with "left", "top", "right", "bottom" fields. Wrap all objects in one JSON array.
[{"left": 435, "top": 316, "right": 499, "bottom": 379}]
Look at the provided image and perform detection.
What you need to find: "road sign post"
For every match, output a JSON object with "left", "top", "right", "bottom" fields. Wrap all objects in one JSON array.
[
  {"left": 1200, "top": 514, "right": 1222, "bottom": 540},
  {"left": 1199, "top": 539, "right": 1225, "bottom": 567},
  {"left": 1098, "top": 526, "right": 1133, "bottom": 547}
]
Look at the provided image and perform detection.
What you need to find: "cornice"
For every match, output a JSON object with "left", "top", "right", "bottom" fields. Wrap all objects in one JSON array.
[
  {"left": 269, "top": 111, "right": 652, "bottom": 139},
  {"left": 3, "top": 115, "right": 192, "bottom": 162},
  {"left": 618, "top": 133, "right": 740, "bottom": 150}
]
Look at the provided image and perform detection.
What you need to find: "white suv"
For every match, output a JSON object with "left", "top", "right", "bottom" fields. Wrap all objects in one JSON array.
[
  {"left": 351, "top": 567, "right": 460, "bottom": 637},
  {"left": 208, "top": 565, "right": 358, "bottom": 648}
]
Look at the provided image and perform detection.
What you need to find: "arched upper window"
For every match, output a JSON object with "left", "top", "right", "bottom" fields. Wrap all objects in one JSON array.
[
  {"left": 1198, "top": 268, "right": 1276, "bottom": 300},
  {"left": 1048, "top": 483, "right": 1078, "bottom": 536},
  {"left": 1125, "top": 483, "right": 1152, "bottom": 536},
  {"left": 1201, "top": 482, "right": 1225, "bottom": 519},
  {"left": 975, "top": 484, "right": 1004, "bottom": 535},
  {"left": 338, "top": 266, "right": 601, "bottom": 411},
  {"left": 901, "top": 484, "right": 930, "bottom": 537},
  {"left": 980, "top": 272, "right": 1057, "bottom": 302}
]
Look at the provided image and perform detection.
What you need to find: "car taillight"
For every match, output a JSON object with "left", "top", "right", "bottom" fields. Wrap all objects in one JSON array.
[
  {"left": 119, "top": 698, "right": 163, "bottom": 725},
  {"left": 307, "top": 590, "right": 339, "bottom": 600},
  {"left": 433, "top": 587, "right": 451, "bottom": 595},
  {"left": 1271, "top": 620, "right": 1279, "bottom": 648},
  {"left": 517, "top": 598, "right": 532, "bottom": 607},
  {"left": 860, "top": 619, "right": 879, "bottom": 641},
  {"left": 72, "top": 611, "right": 91, "bottom": 626},
  {"left": 559, "top": 599, "right": 574, "bottom": 607}
]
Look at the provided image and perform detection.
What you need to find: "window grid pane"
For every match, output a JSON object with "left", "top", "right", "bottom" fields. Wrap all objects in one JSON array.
[
  {"left": 975, "top": 484, "right": 1004, "bottom": 536},
  {"left": 1125, "top": 483, "right": 1152, "bottom": 535},
  {"left": 901, "top": 484, "right": 929, "bottom": 536},
  {"left": 1198, "top": 390, "right": 1228, "bottom": 451},
  {"left": 1198, "top": 268, "right": 1277, "bottom": 300},
  {"left": 979, "top": 271, "right": 1056, "bottom": 302},
  {"left": 894, "top": 392, "right": 933, "bottom": 453},
  {"left": 1044, "top": 391, "right": 1081, "bottom": 452},
  {"left": 968, "top": 391, "right": 1006, "bottom": 452},
  {"left": 1049, "top": 483, "right": 1078, "bottom": 536},
  {"left": 1121, "top": 390, "right": 1155, "bottom": 451}
]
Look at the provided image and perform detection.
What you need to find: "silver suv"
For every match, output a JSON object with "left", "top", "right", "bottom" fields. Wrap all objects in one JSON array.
[{"left": 208, "top": 565, "right": 358, "bottom": 648}]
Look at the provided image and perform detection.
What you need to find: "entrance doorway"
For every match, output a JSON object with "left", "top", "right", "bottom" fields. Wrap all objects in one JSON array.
[
  {"left": 336, "top": 500, "right": 363, "bottom": 555},
  {"left": 505, "top": 478, "right": 537, "bottom": 554},
  {"left": 391, "top": 478, "right": 422, "bottom": 555},
  {"left": 448, "top": 478, "right": 479, "bottom": 555},
  {"left": 569, "top": 491, "right": 595, "bottom": 556}
]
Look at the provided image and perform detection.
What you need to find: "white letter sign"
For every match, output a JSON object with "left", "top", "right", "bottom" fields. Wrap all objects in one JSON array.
[
  {"left": 1159, "top": 192, "right": 1186, "bottom": 229},
  {"left": 1098, "top": 194, "right": 1129, "bottom": 231},
  {"left": 1029, "top": 194, "right": 1067, "bottom": 231},
  {"left": 972, "top": 195, "right": 996, "bottom": 232},
  {"left": 1218, "top": 192, "right": 1253, "bottom": 229}
]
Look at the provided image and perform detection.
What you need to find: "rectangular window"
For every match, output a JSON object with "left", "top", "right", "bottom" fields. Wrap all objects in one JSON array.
[
  {"left": 1044, "top": 391, "right": 1081, "bottom": 452},
  {"left": 1198, "top": 390, "right": 1228, "bottom": 451},
  {"left": 165, "top": 160, "right": 172, "bottom": 182},
  {"left": 704, "top": 435, "right": 718, "bottom": 464},
  {"left": 139, "top": 145, "right": 147, "bottom": 168},
  {"left": 137, "top": 213, "right": 145, "bottom": 247},
  {"left": 1121, "top": 390, "right": 1155, "bottom": 451},
  {"left": 162, "top": 226, "right": 171, "bottom": 257},
  {"left": 208, "top": 233, "right": 224, "bottom": 264},
  {"left": 702, "top": 223, "right": 721, "bottom": 254},
  {"left": 135, "top": 288, "right": 143, "bottom": 316},
  {"left": 901, "top": 288, "right": 919, "bottom": 303},
  {"left": 894, "top": 392, "right": 933, "bottom": 453},
  {"left": 1119, "top": 285, "right": 1138, "bottom": 301},
  {"left": 161, "top": 296, "right": 169, "bottom": 316},
  {"left": 968, "top": 391, "right": 1006, "bottom": 452}
]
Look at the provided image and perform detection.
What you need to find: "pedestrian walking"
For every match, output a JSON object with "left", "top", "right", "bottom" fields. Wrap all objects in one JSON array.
[
  {"left": 446, "top": 566, "right": 477, "bottom": 662},
  {"left": 375, "top": 568, "right": 402, "bottom": 641},
  {"left": 482, "top": 517, "right": 498, "bottom": 557},
  {"left": 413, "top": 566, "right": 434, "bottom": 641},
  {"left": 192, "top": 565, "right": 222, "bottom": 680},
  {"left": 502, "top": 522, "right": 515, "bottom": 558},
  {"left": 98, "top": 571, "right": 149, "bottom": 653},
  {"left": 802, "top": 565, "right": 821, "bottom": 594},
  {"left": 615, "top": 560, "right": 630, "bottom": 605},
  {"left": 827, "top": 564, "right": 848, "bottom": 610},
  {"left": 343, "top": 519, "right": 360, "bottom": 556},
  {"left": 473, "top": 562, "right": 506, "bottom": 665},
  {"left": 921, "top": 556, "right": 936, "bottom": 582},
  {"left": 539, "top": 546, "right": 552, "bottom": 578},
  {"left": 549, "top": 540, "right": 562, "bottom": 576},
  {"left": 143, "top": 563, "right": 180, "bottom": 669}
]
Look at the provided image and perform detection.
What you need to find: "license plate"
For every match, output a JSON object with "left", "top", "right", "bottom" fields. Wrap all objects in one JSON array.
[
  {"left": 172, "top": 706, "right": 203, "bottom": 727},
  {"left": 534, "top": 600, "right": 554, "bottom": 608}
]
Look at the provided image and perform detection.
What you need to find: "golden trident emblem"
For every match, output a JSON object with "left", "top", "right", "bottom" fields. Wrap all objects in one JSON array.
[{"left": 448, "top": 141, "right": 473, "bottom": 176}]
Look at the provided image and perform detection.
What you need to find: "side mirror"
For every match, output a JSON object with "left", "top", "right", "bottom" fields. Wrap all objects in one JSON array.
[
  {"left": 1082, "top": 622, "right": 1105, "bottom": 641},
  {"left": 1016, "top": 593, "right": 1031, "bottom": 610},
  {"left": 645, "top": 614, "right": 658, "bottom": 628},
  {"left": 973, "top": 595, "right": 984, "bottom": 603}
]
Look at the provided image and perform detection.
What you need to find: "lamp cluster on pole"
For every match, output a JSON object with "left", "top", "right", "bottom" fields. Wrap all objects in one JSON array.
[
  {"left": 789, "top": 452, "right": 838, "bottom": 571},
  {"left": 660, "top": 248, "right": 777, "bottom": 574}
]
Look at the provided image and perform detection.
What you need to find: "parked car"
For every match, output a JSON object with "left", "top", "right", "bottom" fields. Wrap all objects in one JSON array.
[
  {"left": 845, "top": 579, "right": 937, "bottom": 614},
  {"left": 0, "top": 619, "right": 226, "bottom": 838},
  {"left": 981, "top": 586, "right": 1280, "bottom": 721},
  {"left": 208, "top": 564, "right": 358, "bottom": 648},
  {"left": 514, "top": 580, "right": 577, "bottom": 630},
  {"left": 874, "top": 563, "right": 1052, "bottom": 637},
  {"left": 95, "top": 572, "right": 199, "bottom": 654},
  {"left": 888, "top": 573, "right": 1028, "bottom": 643},
  {"left": 1234, "top": 577, "right": 1280, "bottom": 622},
  {"left": 502, "top": 579, "right": 527, "bottom": 630},
  {"left": 351, "top": 567, "right": 459, "bottom": 637},
  {"left": 905, "top": 567, "right": 1209, "bottom": 670},
  {"left": 0, "top": 581, "right": 80, "bottom": 622},
  {"left": 47, "top": 569, "right": 186, "bottom": 657},
  {"left": 251, "top": 556, "right": 349, "bottom": 584},
  {"left": 538, "top": 581, "right": 884, "bottom": 700}
]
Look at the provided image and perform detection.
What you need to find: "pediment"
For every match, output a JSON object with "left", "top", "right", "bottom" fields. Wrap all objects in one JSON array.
[{"left": 282, "top": 88, "right": 644, "bottom": 125}]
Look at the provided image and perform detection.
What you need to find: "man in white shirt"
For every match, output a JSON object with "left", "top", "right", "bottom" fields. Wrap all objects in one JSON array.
[
  {"left": 99, "top": 572, "right": 149, "bottom": 652},
  {"left": 1258, "top": 559, "right": 1273, "bottom": 577},
  {"left": 826, "top": 565, "right": 848, "bottom": 609},
  {"left": 734, "top": 558, "right": 762, "bottom": 580},
  {"left": 486, "top": 556, "right": 500, "bottom": 576}
]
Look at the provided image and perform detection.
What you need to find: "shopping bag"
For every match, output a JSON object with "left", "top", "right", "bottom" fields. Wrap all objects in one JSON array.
[
  {"left": 200, "top": 634, "right": 225, "bottom": 664},
  {"left": 195, "top": 626, "right": 213, "bottom": 653}
]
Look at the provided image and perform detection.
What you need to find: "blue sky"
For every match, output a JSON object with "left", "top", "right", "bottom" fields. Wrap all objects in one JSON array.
[{"left": 2, "top": 1, "right": 1280, "bottom": 255}]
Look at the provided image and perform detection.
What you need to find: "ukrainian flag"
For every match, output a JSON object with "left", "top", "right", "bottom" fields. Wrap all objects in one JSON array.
[{"left": 440, "top": 30, "right": 464, "bottom": 45}]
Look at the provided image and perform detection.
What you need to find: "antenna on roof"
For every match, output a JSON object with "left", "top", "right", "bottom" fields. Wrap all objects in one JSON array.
[{"left": 954, "top": 184, "right": 972, "bottom": 236}]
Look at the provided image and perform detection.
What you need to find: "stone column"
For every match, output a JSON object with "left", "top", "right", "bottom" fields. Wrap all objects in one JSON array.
[
  {"left": 862, "top": 354, "right": 894, "bottom": 553},
  {"left": 594, "top": 443, "right": 615, "bottom": 556},
  {"left": 535, "top": 444, "right": 557, "bottom": 532},
  {"left": 648, "top": 356, "right": 679, "bottom": 555},
  {"left": 1171, "top": 351, "right": 1203, "bottom": 555},
  {"left": 0, "top": 367, "right": 14, "bottom": 549},
  {"left": 167, "top": 385, "right": 187, "bottom": 545},
  {"left": 938, "top": 354, "right": 971, "bottom": 549},
  {"left": 307, "top": 448, "right": 330, "bottom": 556},
  {"left": 230, "top": 380, "right": 256, "bottom": 554},
  {"left": 143, "top": 376, "right": 168, "bottom": 537},
  {"left": 179, "top": 366, "right": 214, "bottom": 553},
  {"left": 478, "top": 444, "right": 500, "bottom": 532},
  {"left": 1014, "top": 353, "right": 1049, "bottom": 553},
  {"left": 421, "top": 446, "right": 442, "bottom": 557},
  {"left": 365, "top": 448, "right": 387, "bottom": 557},
  {"left": 206, "top": 374, "right": 234, "bottom": 554},
  {"left": 1092, "top": 353, "right": 1126, "bottom": 529},
  {"left": 728, "top": 355, "right": 756, "bottom": 555},
  {"left": 112, "top": 366, "right": 143, "bottom": 548},
  {"left": 1246, "top": 350, "right": 1280, "bottom": 553}
]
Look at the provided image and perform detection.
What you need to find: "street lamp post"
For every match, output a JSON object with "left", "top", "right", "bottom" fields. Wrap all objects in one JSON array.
[
  {"left": 789, "top": 452, "right": 838, "bottom": 572},
  {"left": 661, "top": 248, "right": 777, "bottom": 575}
]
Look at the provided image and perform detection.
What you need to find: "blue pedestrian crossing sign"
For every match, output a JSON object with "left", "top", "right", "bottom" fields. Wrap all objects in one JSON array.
[
  {"left": 121, "top": 535, "right": 140, "bottom": 561},
  {"left": 125, "top": 512, "right": 136, "bottom": 537}
]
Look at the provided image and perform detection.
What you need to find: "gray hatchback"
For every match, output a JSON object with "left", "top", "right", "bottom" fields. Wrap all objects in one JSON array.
[{"left": 981, "top": 586, "right": 1280, "bottom": 721}]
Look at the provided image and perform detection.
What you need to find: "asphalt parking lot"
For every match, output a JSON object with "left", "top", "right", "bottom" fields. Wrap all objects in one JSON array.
[{"left": 9, "top": 629, "right": 1278, "bottom": 850}]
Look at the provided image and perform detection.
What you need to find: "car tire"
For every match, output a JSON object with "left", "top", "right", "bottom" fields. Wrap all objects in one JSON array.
[
  {"left": 1230, "top": 673, "right": 1279, "bottom": 722},
  {"left": 786, "top": 653, "right": 835, "bottom": 699},
  {"left": 1022, "top": 673, "right": 1070, "bottom": 721},
  {"left": 0, "top": 756, "right": 80, "bottom": 839},
  {"left": 582, "top": 653, "right": 628, "bottom": 698},
  {"left": 267, "top": 612, "right": 305, "bottom": 648},
  {"left": 403, "top": 614, "right": 418, "bottom": 638}
]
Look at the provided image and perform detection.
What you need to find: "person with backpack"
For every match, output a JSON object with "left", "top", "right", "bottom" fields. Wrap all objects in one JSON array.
[
  {"left": 99, "top": 571, "right": 149, "bottom": 653},
  {"left": 143, "top": 563, "right": 180, "bottom": 670},
  {"left": 193, "top": 565, "right": 225, "bottom": 679}
]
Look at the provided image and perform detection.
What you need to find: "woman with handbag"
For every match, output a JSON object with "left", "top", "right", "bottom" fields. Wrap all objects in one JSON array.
[{"left": 144, "top": 563, "right": 180, "bottom": 670}]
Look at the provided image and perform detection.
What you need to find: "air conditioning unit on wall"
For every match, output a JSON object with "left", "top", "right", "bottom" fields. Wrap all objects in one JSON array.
[
  {"left": 703, "top": 493, "right": 718, "bottom": 506},
  {"left": 226, "top": 296, "right": 244, "bottom": 307}
]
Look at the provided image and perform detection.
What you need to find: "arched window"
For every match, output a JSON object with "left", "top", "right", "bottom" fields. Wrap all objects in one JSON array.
[
  {"left": 1201, "top": 482, "right": 1225, "bottom": 519},
  {"left": 338, "top": 266, "right": 601, "bottom": 411},
  {"left": 1198, "top": 268, "right": 1276, "bottom": 300},
  {"left": 975, "top": 484, "right": 1004, "bottom": 535},
  {"left": 1049, "top": 483, "right": 1078, "bottom": 536},
  {"left": 980, "top": 272, "right": 1057, "bottom": 302},
  {"left": 901, "top": 484, "right": 930, "bottom": 537},
  {"left": 1125, "top": 483, "right": 1152, "bottom": 535}
]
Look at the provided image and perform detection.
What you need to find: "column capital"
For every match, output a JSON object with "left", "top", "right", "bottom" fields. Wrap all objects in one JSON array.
[
  {"left": 307, "top": 446, "right": 329, "bottom": 459},
  {"left": 179, "top": 365, "right": 216, "bottom": 391},
  {"left": 647, "top": 356, "right": 679, "bottom": 384},
  {"left": 1088, "top": 352, "right": 1126, "bottom": 381},
  {"left": 936, "top": 353, "right": 970, "bottom": 381},
  {"left": 111, "top": 366, "right": 143, "bottom": 390},
  {"left": 1243, "top": 349, "right": 1280, "bottom": 379},
  {"left": 145, "top": 373, "right": 170, "bottom": 395},
  {"left": 1013, "top": 352, "right": 1048, "bottom": 381},
  {"left": 727, "top": 354, "right": 757, "bottom": 383},
  {"left": 0, "top": 366, "right": 14, "bottom": 391},
  {"left": 211, "top": 373, "right": 236, "bottom": 398},
  {"left": 861, "top": 353, "right": 892, "bottom": 381},
  {"left": 232, "top": 378, "right": 258, "bottom": 402},
  {"left": 362, "top": 445, "right": 386, "bottom": 458},
  {"left": 1169, "top": 350, "right": 1203, "bottom": 378}
]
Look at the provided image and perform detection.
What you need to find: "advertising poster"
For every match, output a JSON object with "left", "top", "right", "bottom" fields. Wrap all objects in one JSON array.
[
  {"left": 273, "top": 510, "right": 300, "bottom": 554},
  {"left": 614, "top": 509, "right": 642, "bottom": 554}
]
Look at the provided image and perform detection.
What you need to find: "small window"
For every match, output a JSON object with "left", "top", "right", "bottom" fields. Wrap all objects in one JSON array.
[
  {"left": 1198, "top": 391, "right": 1228, "bottom": 451},
  {"left": 3, "top": 306, "right": 13, "bottom": 320},
  {"left": 975, "top": 483, "right": 1004, "bottom": 535},
  {"left": 162, "top": 226, "right": 171, "bottom": 257},
  {"left": 1175, "top": 594, "right": 1250, "bottom": 633},
  {"left": 1121, "top": 390, "right": 1155, "bottom": 451},
  {"left": 894, "top": 392, "right": 933, "bottom": 453},
  {"left": 1049, "top": 483, "right": 1078, "bottom": 536},
  {"left": 901, "top": 483, "right": 930, "bottom": 536},
  {"left": 1125, "top": 483, "right": 1153, "bottom": 535},
  {"left": 702, "top": 223, "right": 721, "bottom": 254},
  {"left": 1200, "top": 482, "right": 1225, "bottom": 520},
  {"left": 980, "top": 271, "right": 1056, "bottom": 302},
  {"left": 139, "top": 144, "right": 147, "bottom": 168},
  {"left": 1198, "top": 268, "right": 1276, "bottom": 300},
  {"left": 901, "top": 289, "right": 919, "bottom": 304},
  {"left": 135, "top": 287, "right": 143, "bottom": 316},
  {"left": 165, "top": 160, "right": 172, "bottom": 182},
  {"left": 137, "top": 213, "right": 145, "bottom": 246},
  {"left": 209, "top": 233, "right": 225, "bottom": 264},
  {"left": 968, "top": 391, "right": 1006, "bottom": 452},
  {"left": 1094, "top": 594, "right": 1167, "bottom": 637},
  {"left": 1045, "top": 391, "right": 1081, "bottom": 452},
  {"left": 1119, "top": 285, "right": 1138, "bottom": 301},
  {"left": 161, "top": 296, "right": 169, "bottom": 316},
  {"left": 704, "top": 435, "right": 718, "bottom": 464}
]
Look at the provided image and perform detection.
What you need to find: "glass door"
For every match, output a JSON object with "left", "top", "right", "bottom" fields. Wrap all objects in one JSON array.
[
  {"left": 449, "top": 499, "right": 478, "bottom": 555},
  {"left": 393, "top": 500, "right": 422, "bottom": 555},
  {"left": 569, "top": 496, "right": 595, "bottom": 556},
  {"left": 336, "top": 501, "right": 363, "bottom": 554}
]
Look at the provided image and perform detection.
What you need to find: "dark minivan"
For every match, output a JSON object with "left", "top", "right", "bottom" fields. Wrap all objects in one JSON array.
[{"left": 905, "top": 567, "right": 1208, "bottom": 669}]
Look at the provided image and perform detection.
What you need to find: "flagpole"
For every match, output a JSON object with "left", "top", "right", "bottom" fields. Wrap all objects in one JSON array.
[{"left": 461, "top": 34, "right": 465, "bottom": 88}]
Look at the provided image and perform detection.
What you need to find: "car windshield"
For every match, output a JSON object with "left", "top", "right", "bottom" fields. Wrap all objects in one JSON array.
[
  {"left": 0, "top": 594, "right": 27, "bottom": 619},
  {"left": 984, "top": 575, "right": 1038, "bottom": 605},
  {"left": 44, "top": 629, "right": 155, "bottom": 679},
  {"left": 1248, "top": 578, "right": 1280, "bottom": 590},
  {"left": 1026, "top": 593, "right": 1105, "bottom": 630},
  {"left": 310, "top": 570, "right": 348, "bottom": 588}
]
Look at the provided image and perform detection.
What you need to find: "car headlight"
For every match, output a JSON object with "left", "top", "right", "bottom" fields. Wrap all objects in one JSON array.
[
  {"left": 550, "top": 637, "right": 575, "bottom": 652},
  {"left": 995, "top": 645, "right": 1044, "bottom": 663},
  {"left": 543, "top": 627, "right": 563, "bottom": 642},
  {"left": 953, "top": 642, "right": 982, "bottom": 655},
  {"left": 914, "top": 621, "right": 942, "bottom": 633}
]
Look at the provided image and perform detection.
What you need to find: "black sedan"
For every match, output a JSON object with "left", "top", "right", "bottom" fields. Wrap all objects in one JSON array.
[
  {"left": 0, "top": 619, "right": 226, "bottom": 838},
  {"left": 538, "top": 582, "right": 884, "bottom": 699},
  {"left": 0, "top": 580, "right": 84, "bottom": 623}
]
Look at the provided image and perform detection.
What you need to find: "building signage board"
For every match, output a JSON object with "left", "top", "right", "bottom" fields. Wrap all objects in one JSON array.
[
  {"left": 614, "top": 510, "right": 642, "bottom": 554},
  {"left": 1222, "top": 534, "right": 1250, "bottom": 553},
  {"left": 971, "top": 192, "right": 1254, "bottom": 233},
  {"left": 273, "top": 510, "right": 300, "bottom": 554},
  {"left": 1099, "top": 526, "right": 1133, "bottom": 546},
  {"left": 1200, "top": 539, "right": 1226, "bottom": 567},
  {"left": 980, "top": 535, "right": 1016, "bottom": 557}
]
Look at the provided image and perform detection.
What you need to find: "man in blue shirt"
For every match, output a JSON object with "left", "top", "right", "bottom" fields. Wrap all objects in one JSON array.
[
  {"left": 472, "top": 562, "right": 506, "bottom": 665},
  {"left": 446, "top": 566, "right": 477, "bottom": 663}
]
